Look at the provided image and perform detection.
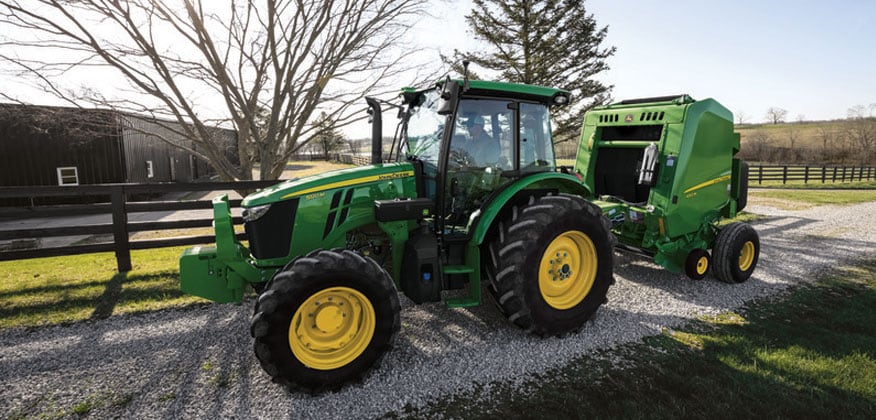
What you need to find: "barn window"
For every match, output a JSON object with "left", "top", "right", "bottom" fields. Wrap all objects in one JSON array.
[
  {"left": 57, "top": 167, "right": 79, "bottom": 186},
  {"left": 146, "top": 160, "right": 154, "bottom": 178}
]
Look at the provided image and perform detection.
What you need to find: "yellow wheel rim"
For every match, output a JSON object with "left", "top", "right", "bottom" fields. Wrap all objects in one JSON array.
[
  {"left": 288, "top": 287, "right": 375, "bottom": 370},
  {"left": 696, "top": 255, "right": 709, "bottom": 275},
  {"left": 538, "top": 230, "right": 598, "bottom": 310},
  {"left": 739, "top": 241, "right": 756, "bottom": 271}
]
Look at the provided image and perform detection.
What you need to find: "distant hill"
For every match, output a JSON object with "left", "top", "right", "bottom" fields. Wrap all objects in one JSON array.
[{"left": 736, "top": 118, "right": 875, "bottom": 165}]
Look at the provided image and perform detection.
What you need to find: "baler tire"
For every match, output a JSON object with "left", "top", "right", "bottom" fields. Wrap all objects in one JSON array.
[
  {"left": 684, "top": 249, "right": 711, "bottom": 280},
  {"left": 486, "top": 193, "right": 614, "bottom": 336},
  {"left": 250, "top": 249, "right": 400, "bottom": 393},
  {"left": 713, "top": 222, "right": 760, "bottom": 284}
]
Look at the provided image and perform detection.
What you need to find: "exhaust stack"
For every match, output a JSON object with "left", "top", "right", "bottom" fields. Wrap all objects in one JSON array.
[{"left": 365, "top": 97, "right": 382, "bottom": 164}]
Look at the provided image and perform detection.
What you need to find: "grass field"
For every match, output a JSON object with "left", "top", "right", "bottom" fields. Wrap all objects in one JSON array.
[
  {"left": 403, "top": 260, "right": 876, "bottom": 419},
  {"left": 735, "top": 120, "right": 849, "bottom": 150}
]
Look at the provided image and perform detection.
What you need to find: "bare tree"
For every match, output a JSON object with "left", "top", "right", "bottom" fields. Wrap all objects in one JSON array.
[
  {"left": 764, "top": 107, "right": 788, "bottom": 124},
  {"left": 846, "top": 105, "right": 876, "bottom": 164},
  {"left": 0, "top": 0, "right": 429, "bottom": 180},
  {"left": 346, "top": 138, "right": 363, "bottom": 155},
  {"left": 735, "top": 110, "right": 749, "bottom": 125},
  {"left": 817, "top": 126, "right": 835, "bottom": 155},
  {"left": 784, "top": 125, "right": 800, "bottom": 162},
  {"left": 742, "top": 130, "right": 772, "bottom": 162}
]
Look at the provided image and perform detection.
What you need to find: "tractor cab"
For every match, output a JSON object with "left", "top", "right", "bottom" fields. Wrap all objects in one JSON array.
[{"left": 399, "top": 79, "right": 567, "bottom": 236}]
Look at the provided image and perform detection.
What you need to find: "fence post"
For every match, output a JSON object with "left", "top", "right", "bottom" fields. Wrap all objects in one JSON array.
[
  {"left": 842, "top": 167, "right": 846, "bottom": 182},
  {"left": 822, "top": 166, "right": 827, "bottom": 183},
  {"left": 804, "top": 165, "right": 809, "bottom": 184},
  {"left": 111, "top": 187, "right": 132, "bottom": 272},
  {"left": 758, "top": 165, "right": 763, "bottom": 184},
  {"left": 782, "top": 166, "right": 788, "bottom": 184},
  {"left": 832, "top": 167, "right": 837, "bottom": 183}
]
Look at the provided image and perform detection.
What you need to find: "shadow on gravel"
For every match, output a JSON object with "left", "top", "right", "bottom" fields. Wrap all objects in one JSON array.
[{"left": 613, "top": 213, "right": 876, "bottom": 310}]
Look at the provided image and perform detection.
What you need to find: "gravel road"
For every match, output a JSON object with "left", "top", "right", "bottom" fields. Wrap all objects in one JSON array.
[{"left": 2, "top": 200, "right": 875, "bottom": 419}]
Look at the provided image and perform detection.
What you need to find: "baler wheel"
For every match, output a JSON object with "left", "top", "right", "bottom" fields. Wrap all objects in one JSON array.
[
  {"left": 250, "top": 249, "right": 400, "bottom": 393},
  {"left": 684, "top": 249, "right": 711, "bottom": 280},
  {"left": 486, "top": 193, "right": 614, "bottom": 336},
  {"left": 713, "top": 222, "right": 760, "bottom": 283}
]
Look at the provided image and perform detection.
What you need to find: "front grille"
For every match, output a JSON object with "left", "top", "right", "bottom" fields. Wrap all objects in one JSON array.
[{"left": 244, "top": 198, "right": 299, "bottom": 260}]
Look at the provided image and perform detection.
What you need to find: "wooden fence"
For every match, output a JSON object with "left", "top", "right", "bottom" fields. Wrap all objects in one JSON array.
[
  {"left": 0, "top": 181, "right": 276, "bottom": 272},
  {"left": 749, "top": 164, "right": 876, "bottom": 185}
]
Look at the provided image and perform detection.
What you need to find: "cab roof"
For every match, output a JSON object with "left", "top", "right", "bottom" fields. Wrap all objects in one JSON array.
[{"left": 402, "top": 79, "right": 570, "bottom": 105}]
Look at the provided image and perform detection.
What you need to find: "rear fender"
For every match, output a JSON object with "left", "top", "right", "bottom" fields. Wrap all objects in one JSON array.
[{"left": 471, "top": 172, "right": 591, "bottom": 246}]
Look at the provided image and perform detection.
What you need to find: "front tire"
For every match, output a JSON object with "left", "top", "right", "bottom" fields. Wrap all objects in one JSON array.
[
  {"left": 487, "top": 193, "right": 614, "bottom": 336},
  {"left": 250, "top": 249, "right": 400, "bottom": 393}
]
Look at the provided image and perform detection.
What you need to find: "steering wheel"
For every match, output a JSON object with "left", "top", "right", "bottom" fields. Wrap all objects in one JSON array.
[{"left": 521, "top": 159, "right": 551, "bottom": 171}]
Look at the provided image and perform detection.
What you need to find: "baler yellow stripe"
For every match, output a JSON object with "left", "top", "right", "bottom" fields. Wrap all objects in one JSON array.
[
  {"left": 683, "top": 174, "right": 732, "bottom": 194},
  {"left": 281, "top": 171, "right": 414, "bottom": 199}
]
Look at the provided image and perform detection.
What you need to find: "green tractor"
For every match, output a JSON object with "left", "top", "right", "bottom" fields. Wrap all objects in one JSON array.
[{"left": 179, "top": 77, "right": 758, "bottom": 392}]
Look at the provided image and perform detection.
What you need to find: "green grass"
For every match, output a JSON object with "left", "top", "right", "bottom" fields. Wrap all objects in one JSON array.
[
  {"left": 717, "top": 211, "right": 765, "bottom": 226},
  {"left": 399, "top": 260, "right": 876, "bottom": 419},
  {"left": 0, "top": 247, "right": 206, "bottom": 329}
]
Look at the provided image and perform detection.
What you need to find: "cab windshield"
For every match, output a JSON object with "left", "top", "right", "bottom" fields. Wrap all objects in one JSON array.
[{"left": 404, "top": 89, "right": 443, "bottom": 167}]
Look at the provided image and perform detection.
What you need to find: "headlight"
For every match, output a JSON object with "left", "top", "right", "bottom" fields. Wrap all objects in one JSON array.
[{"left": 242, "top": 204, "right": 271, "bottom": 222}]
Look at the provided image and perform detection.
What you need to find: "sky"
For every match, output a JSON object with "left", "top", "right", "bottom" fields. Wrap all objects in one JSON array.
[
  {"left": 413, "top": 0, "right": 876, "bottom": 125},
  {"left": 2, "top": 0, "right": 874, "bottom": 139}
]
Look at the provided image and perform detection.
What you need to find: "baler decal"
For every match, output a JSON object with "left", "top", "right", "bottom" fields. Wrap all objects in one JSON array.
[
  {"left": 683, "top": 174, "right": 732, "bottom": 195},
  {"left": 281, "top": 170, "right": 415, "bottom": 199}
]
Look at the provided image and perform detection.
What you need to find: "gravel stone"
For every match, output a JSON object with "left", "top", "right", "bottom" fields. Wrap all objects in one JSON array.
[{"left": 2, "top": 200, "right": 875, "bottom": 419}]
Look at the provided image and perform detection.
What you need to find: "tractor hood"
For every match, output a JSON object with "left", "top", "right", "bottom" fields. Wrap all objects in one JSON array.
[{"left": 241, "top": 162, "right": 417, "bottom": 207}]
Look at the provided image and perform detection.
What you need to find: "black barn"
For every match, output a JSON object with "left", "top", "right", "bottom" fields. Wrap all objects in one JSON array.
[{"left": 0, "top": 104, "right": 237, "bottom": 188}]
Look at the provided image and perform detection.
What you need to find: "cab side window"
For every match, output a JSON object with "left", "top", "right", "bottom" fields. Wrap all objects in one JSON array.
[{"left": 519, "top": 103, "right": 556, "bottom": 173}]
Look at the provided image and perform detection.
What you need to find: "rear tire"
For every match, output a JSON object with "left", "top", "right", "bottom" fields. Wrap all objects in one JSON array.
[
  {"left": 250, "top": 249, "right": 400, "bottom": 393},
  {"left": 487, "top": 193, "right": 614, "bottom": 336},
  {"left": 713, "top": 222, "right": 759, "bottom": 283}
]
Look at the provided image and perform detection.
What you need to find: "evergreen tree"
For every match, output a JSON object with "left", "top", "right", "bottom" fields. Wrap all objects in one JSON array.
[{"left": 452, "top": 0, "right": 615, "bottom": 143}]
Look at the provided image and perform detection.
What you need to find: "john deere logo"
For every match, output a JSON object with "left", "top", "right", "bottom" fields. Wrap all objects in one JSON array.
[{"left": 624, "top": 114, "right": 634, "bottom": 123}]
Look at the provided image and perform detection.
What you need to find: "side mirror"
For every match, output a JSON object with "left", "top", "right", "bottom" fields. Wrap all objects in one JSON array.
[{"left": 437, "top": 77, "right": 460, "bottom": 116}]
